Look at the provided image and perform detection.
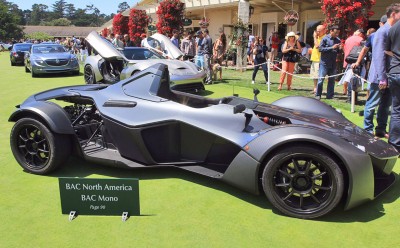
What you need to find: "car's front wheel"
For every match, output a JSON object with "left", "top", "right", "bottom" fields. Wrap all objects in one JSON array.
[
  {"left": 262, "top": 144, "right": 344, "bottom": 219},
  {"left": 84, "top": 65, "right": 96, "bottom": 84},
  {"left": 10, "top": 118, "right": 71, "bottom": 175}
]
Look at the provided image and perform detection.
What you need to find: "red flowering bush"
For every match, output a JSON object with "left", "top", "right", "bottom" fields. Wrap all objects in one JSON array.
[
  {"left": 112, "top": 13, "right": 129, "bottom": 35},
  {"left": 101, "top": 28, "right": 109, "bottom": 38},
  {"left": 156, "top": 0, "right": 185, "bottom": 36},
  {"left": 321, "top": 0, "right": 376, "bottom": 38},
  {"left": 128, "top": 9, "right": 150, "bottom": 46}
]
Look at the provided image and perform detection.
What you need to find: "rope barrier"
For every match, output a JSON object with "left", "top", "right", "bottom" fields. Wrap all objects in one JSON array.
[{"left": 235, "top": 60, "right": 347, "bottom": 80}]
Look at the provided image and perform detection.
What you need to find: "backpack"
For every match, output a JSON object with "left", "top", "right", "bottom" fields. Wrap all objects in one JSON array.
[{"left": 345, "top": 45, "right": 363, "bottom": 64}]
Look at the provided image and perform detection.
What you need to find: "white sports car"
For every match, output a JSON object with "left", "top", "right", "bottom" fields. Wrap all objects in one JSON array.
[{"left": 84, "top": 31, "right": 205, "bottom": 92}]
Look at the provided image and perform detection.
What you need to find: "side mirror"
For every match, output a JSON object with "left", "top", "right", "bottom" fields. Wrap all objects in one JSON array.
[{"left": 233, "top": 104, "right": 246, "bottom": 114}]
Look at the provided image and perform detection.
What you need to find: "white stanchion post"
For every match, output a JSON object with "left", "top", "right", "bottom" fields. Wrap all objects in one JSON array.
[
  {"left": 267, "top": 59, "right": 271, "bottom": 91},
  {"left": 351, "top": 90, "right": 355, "bottom": 113}
]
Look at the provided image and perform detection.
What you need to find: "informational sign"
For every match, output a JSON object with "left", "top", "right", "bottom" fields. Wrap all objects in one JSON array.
[
  {"left": 59, "top": 178, "right": 140, "bottom": 216},
  {"left": 148, "top": 25, "right": 156, "bottom": 31},
  {"left": 183, "top": 18, "right": 192, "bottom": 26}
]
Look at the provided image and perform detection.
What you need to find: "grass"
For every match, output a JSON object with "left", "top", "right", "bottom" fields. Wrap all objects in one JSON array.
[{"left": 0, "top": 52, "right": 399, "bottom": 247}]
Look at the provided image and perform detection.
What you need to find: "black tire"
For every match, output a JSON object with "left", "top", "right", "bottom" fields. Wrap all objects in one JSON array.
[
  {"left": 31, "top": 69, "right": 37, "bottom": 78},
  {"left": 10, "top": 118, "right": 71, "bottom": 175},
  {"left": 25, "top": 65, "right": 29, "bottom": 73},
  {"left": 84, "top": 65, "right": 96, "bottom": 84},
  {"left": 262, "top": 144, "right": 344, "bottom": 219},
  {"left": 11, "top": 61, "right": 15, "bottom": 66}
]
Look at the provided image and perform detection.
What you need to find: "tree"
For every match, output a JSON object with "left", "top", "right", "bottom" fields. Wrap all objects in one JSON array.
[
  {"left": 48, "top": 18, "right": 71, "bottom": 26},
  {"left": 113, "top": 13, "right": 129, "bottom": 35},
  {"left": 30, "top": 4, "right": 49, "bottom": 25},
  {"left": 72, "top": 8, "right": 93, "bottom": 26},
  {"left": 0, "top": 0, "right": 23, "bottom": 41},
  {"left": 52, "top": 0, "right": 66, "bottom": 19},
  {"left": 321, "top": 0, "right": 376, "bottom": 38},
  {"left": 128, "top": 9, "right": 149, "bottom": 46},
  {"left": 118, "top": 2, "right": 130, "bottom": 13},
  {"left": 65, "top": 3, "right": 76, "bottom": 20},
  {"left": 24, "top": 31, "right": 53, "bottom": 41},
  {"left": 156, "top": 0, "right": 185, "bottom": 36}
]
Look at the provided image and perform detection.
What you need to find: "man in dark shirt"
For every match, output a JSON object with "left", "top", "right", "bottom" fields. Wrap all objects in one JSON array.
[
  {"left": 315, "top": 25, "right": 343, "bottom": 99},
  {"left": 202, "top": 29, "right": 213, "bottom": 84},
  {"left": 385, "top": 3, "right": 400, "bottom": 151}
]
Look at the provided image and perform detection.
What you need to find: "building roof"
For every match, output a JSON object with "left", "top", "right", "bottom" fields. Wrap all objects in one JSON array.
[{"left": 22, "top": 26, "right": 101, "bottom": 38}]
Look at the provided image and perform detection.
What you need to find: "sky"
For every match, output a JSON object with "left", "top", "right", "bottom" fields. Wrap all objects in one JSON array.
[{"left": 10, "top": 0, "right": 139, "bottom": 16}]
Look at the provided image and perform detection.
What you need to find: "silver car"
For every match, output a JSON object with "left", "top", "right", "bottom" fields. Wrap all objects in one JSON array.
[
  {"left": 84, "top": 31, "right": 205, "bottom": 92},
  {"left": 24, "top": 44, "right": 80, "bottom": 77}
]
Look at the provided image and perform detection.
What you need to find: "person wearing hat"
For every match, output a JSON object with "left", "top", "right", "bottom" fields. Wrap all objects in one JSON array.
[
  {"left": 363, "top": 3, "right": 400, "bottom": 138},
  {"left": 315, "top": 25, "right": 342, "bottom": 99},
  {"left": 278, "top": 31, "right": 302, "bottom": 90}
]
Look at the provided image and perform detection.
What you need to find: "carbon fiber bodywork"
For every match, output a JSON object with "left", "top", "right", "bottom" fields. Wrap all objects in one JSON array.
[{"left": 9, "top": 63, "right": 398, "bottom": 217}]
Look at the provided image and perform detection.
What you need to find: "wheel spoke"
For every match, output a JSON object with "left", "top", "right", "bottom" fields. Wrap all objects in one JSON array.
[
  {"left": 310, "top": 193, "right": 321, "bottom": 204},
  {"left": 282, "top": 191, "right": 294, "bottom": 201},
  {"left": 312, "top": 171, "right": 327, "bottom": 179},
  {"left": 19, "top": 134, "right": 29, "bottom": 142},
  {"left": 279, "top": 169, "right": 292, "bottom": 178},
  {"left": 37, "top": 148, "right": 49, "bottom": 153},
  {"left": 314, "top": 185, "right": 331, "bottom": 191},
  {"left": 292, "top": 158, "right": 300, "bottom": 172},
  {"left": 299, "top": 194, "right": 304, "bottom": 209},
  {"left": 25, "top": 129, "right": 32, "bottom": 140},
  {"left": 34, "top": 153, "right": 46, "bottom": 162},
  {"left": 304, "top": 159, "right": 312, "bottom": 173},
  {"left": 275, "top": 183, "right": 290, "bottom": 188},
  {"left": 36, "top": 138, "right": 46, "bottom": 144}
]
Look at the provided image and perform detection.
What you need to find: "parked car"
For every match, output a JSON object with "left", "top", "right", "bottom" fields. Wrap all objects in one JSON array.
[
  {"left": 9, "top": 63, "right": 398, "bottom": 219},
  {"left": 24, "top": 43, "right": 80, "bottom": 77},
  {"left": 0, "top": 42, "right": 12, "bottom": 51},
  {"left": 83, "top": 31, "right": 205, "bottom": 92},
  {"left": 9, "top": 43, "right": 33, "bottom": 66}
]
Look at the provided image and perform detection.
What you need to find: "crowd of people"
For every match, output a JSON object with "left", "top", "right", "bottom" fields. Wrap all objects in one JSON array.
[{"left": 309, "top": 3, "right": 400, "bottom": 151}]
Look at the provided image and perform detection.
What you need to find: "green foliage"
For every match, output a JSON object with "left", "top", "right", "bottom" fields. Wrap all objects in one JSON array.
[
  {"left": 45, "top": 17, "right": 71, "bottom": 26},
  {"left": 24, "top": 31, "right": 54, "bottom": 41},
  {"left": 118, "top": 1, "right": 130, "bottom": 13},
  {"left": 0, "top": 1, "right": 23, "bottom": 41},
  {"left": 52, "top": 0, "right": 66, "bottom": 19}
]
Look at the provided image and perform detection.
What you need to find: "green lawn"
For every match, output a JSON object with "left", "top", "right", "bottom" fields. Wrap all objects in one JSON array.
[{"left": 0, "top": 52, "right": 399, "bottom": 247}]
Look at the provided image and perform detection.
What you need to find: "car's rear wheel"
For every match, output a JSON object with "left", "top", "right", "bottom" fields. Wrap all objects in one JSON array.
[
  {"left": 10, "top": 118, "right": 71, "bottom": 175},
  {"left": 84, "top": 65, "right": 96, "bottom": 84},
  {"left": 262, "top": 144, "right": 344, "bottom": 219}
]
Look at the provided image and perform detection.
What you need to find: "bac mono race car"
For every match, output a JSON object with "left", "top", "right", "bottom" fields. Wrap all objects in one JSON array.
[{"left": 9, "top": 64, "right": 398, "bottom": 219}]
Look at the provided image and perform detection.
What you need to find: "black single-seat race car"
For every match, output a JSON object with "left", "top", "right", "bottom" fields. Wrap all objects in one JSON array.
[{"left": 9, "top": 64, "right": 398, "bottom": 219}]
